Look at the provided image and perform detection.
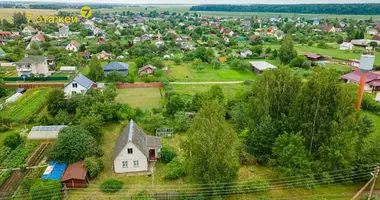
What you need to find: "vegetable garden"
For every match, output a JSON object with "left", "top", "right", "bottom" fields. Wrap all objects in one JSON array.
[{"left": 0, "top": 88, "right": 52, "bottom": 121}]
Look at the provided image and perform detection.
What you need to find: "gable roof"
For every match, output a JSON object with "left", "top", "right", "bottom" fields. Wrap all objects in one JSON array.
[
  {"left": 15, "top": 55, "right": 46, "bottom": 64},
  {"left": 323, "top": 26, "right": 334, "bottom": 31},
  {"left": 341, "top": 69, "right": 379, "bottom": 83},
  {"left": 138, "top": 64, "right": 156, "bottom": 74},
  {"left": 113, "top": 120, "right": 162, "bottom": 161},
  {"left": 103, "top": 62, "right": 129, "bottom": 71},
  {"left": 33, "top": 34, "right": 45, "bottom": 41},
  {"left": 61, "top": 160, "right": 87, "bottom": 181},
  {"left": 69, "top": 40, "right": 80, "bottom": 48},
  {"left": 70, "top": 74, "right": 94, "bottom": 89}
]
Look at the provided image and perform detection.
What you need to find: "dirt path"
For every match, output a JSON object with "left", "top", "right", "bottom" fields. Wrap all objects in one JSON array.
[{"left": 170, "top": 81, "right": 244, "bottom": 85}]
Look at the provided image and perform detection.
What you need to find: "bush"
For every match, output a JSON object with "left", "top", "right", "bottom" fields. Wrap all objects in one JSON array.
[
  {"left": 4, "top": 133, "right": 22, "bottom": 150},
  {"left": 30, "top": 180, "right": 61, "bottom": 200},
  {"left": 100, "top": 179, "right": 124, "bottom": 193},
  {"left": 362, "top": 93, "right": 380, "bottom": 115},
  {"left": 84, "top": 157, "right": 104, "bottom": 178},
  {"left": 159, "top": 146, "right": 177, "bottom": 164},
  {"left": 289, "top": 56, "right": 309, "bottom": 68},
  {"left": 126, "top": 74, "right": 135, "bottom": 83},
  {"left": 164, "top": 158, "right": 186, "bottom": 180}
]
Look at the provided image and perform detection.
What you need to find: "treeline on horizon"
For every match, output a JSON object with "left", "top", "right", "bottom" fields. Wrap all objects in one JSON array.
[
  {"left": 190, "top": 4, "right": 380, "bottom": 15},
  {"left": 0, "top": 3, "right": 113, "bottom": 10}
]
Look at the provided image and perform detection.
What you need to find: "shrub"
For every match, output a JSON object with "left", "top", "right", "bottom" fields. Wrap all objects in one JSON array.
[
  {"left": 159, "top": 146, "right": 177, "bottom": 164},
  {"left": 100, "top": 179, "right": 124, "bottom": 193},
  {"left": 84, "top": 157, "right": 104, "bottom": 178},
  {"left": 362, "top": 93, "right": 380, "bottom": 115},
  {"left": 30, "top": 180, "right": 61, "bottom": 200},
  {"left": 163, "top": 158, "right": 186, "bottom": 180},
  {"left": 4, "top": 133, "right": 22, "bottom": 150},
  {"left": 289, "top": 56, "right": 309, "bottom": 68}
]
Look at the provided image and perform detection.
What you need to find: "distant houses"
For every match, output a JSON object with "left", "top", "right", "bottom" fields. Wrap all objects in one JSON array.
[{"left": 138, "top": 64, "right": 156, "bottom": 75}]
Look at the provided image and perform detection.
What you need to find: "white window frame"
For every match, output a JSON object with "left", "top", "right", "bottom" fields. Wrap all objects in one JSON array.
[
  {"left": 133, "top": 160, "right": 139, "bottom": 167},
  {"left": 122, "top": 161, "right": 128, "bottom": 168}
]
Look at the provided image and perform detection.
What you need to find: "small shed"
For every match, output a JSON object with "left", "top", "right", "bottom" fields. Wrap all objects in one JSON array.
[
  {"left": 42, "top": 161, "right": 67, "bottom": 180},
  {"left": 60, "top": 66, "right": 77, "bottom": 72},
  {"left": 61, "top": 160, "right": 89, "bottom": 188},
  {"left": 304, "top": 54, "right": 322, "bottom": 61},
  {"left": 27, "top": 125, "right": 67, "bottom": 140},
  {"left": 249, "top": 61, "right": 277, "bottom": 74}
]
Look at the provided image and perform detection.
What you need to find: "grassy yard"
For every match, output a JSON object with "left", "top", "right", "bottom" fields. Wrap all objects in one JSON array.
[
  {"left": 115, "top": 88, "right": 163, "bottom": 110},
  {"left": 166, "top": 62, "right": 256, "bottom": 82},
  {"left": 0, "top": 67, "right": 18, "bottom": 78}
]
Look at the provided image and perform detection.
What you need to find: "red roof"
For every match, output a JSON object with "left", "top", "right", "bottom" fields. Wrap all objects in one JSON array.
[
  {"left": 305, "top": 54, "right": 322, "bottom": 59},
  {"left": 79, "top": 52, "right": 91, "bottom": 57},
  {"left": 341, "top": 69, "right": 379, "bottom": 83},
  {"left": 34, "top": 34, "right": 45, "bottom": 41},
  {"left": 201, "top": 21, "right": 208, "bottom": 24},
  {"left": 61, "top": 160, "right": 87, "bottom": 181},
  {"left": 323, "top": 26, "right": 334, "bottom": 31},
  {"left": 0, "top": 32, "right": 11, "bottom": 36},
  {"left": 369, "top": 80, "right": 380, "bottom": 87},
  {"left": 372, "top": 36, "right": 380, "bottom": 41}
]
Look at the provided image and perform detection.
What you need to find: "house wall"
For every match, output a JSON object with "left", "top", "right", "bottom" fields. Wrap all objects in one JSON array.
[
  {"left": 63, "top": 81, "right": 88, "bottom": 97},
  {"left": 66, "top": 44, "right": 78, "bottom": 52},
  {"left": 114, "top": 142, "right": 148, "bottom": 173},
  {"left": 63, "top": 179, "right": 87, "bottom": 188},
  {"left": 35, "top": 62, "right": 49, "bottom": 75}
]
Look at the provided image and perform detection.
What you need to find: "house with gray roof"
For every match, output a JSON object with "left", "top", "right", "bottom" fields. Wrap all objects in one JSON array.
[
  {"left": 113, "top": 120, "right": 162, "bottom": 173},
  {"left": 63, "top": 74, "right": 94, "bottom": 98},
  {"left": 103, "top": 62, "right": 129, "bottom": 76},
  {"left": 15, "top": 55, "right": 49, "bottom": 78}
]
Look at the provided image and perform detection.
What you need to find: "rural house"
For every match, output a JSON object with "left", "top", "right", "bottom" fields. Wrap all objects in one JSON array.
[
  {"left": 113, "top": 120, "right": 162, "bottom": 173},
  {"left": 63, "top": 74, "right": 94, "bottom": 97},
  {"left": 65, "top": 40, "right": 80, "bottom": 52},
  {"left": 103, "top": 62, "right": 129, "bottom": 76},
  {"left": 61, "top": 160, "right": 89, "bottom": 188},
  {"left": 15, "top": 55, "right": 50, "bottom": 78},
  {"left": 341, "top": 69, "right": 380, "bottom": 92},
  {"left": 31, "top": 34, "right": 45, "bottom": 42},
  {"left": 59, "top": 25, "right": 70, "bottom": 38},
  {"left": 96, "top": 50, "right": 113, "bottom": 60},
  {"left": 323, "top": 25, "right": 336, "bottom": 32},
  {"left": 138, "top": 64, "right": 156, "bottom": 75},
  {"left": 22, "top": 26, "right": 38, "bottom": 35}
]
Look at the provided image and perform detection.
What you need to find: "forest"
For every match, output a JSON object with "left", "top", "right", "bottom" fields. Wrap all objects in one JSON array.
[{"left": 190, "top": 4, "right": 380, "bottom": 15}]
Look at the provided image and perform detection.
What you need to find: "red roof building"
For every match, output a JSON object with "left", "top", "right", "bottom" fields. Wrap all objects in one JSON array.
[
  {"left": 249, "top": 35, "right": 257, "bottom": 41},
  {"left": 61, "top": 160, "right": 88, "bottom": 188},
  {"left": 341, "top": 69, "right": 380, "bottom": 92}
]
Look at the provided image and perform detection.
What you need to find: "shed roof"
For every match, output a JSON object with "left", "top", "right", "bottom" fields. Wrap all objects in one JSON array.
[
  {"left": 61, "top": 160, "right": 87, "bottom": 181},
  {"left": 113, "top": 120, "right": 162, "bottom": 161},
  {"left": 103, "top": 62, "right": 129, "bottom": 71},
  {"left": 249, "top": 61, "right": 277, "bottom": 71}
]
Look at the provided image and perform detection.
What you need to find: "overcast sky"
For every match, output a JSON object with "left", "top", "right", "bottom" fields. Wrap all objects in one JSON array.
[{"left": 1, "top": 0, "right": 379, "bottom": 4}]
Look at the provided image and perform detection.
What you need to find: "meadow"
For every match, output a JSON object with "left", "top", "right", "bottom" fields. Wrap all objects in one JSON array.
[{"left": 115, "top": 88, "right": 163, "bottom": 110}]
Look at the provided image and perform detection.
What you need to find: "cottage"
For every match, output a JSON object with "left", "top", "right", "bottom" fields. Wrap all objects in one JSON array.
[
  {"left": 323, "top": 26, "right": 336, "bottom": 32},
  {"left": 65, "top": 40, "right": 80, "bottom": 52},
  {"left": 341, "top": 69, "right": 380, "bottom": 92},
  {"left": 15, "top": 55, "right": 49, "bottom": 78},
  {"left": 249, "top": 61, "right": 277, "bottom": 74},
  {"left": 200, "top": 21, "right": 208, "bottom": 26},
  {"left": 103, "top": 62, "right": 129, "bottom": 76},
  {"left": 22, "top": 26, "right": 38, "bottom": 35},
  {"left": 224, "top": 29, "right": 234, "bottom": 36},
  {"left": 96, "top": 50, "right": 113, "bottom": 60},
  {"left": 113, "top": 120, "right": 162, "bottom": 173},
  {"left": 140, "top": 34, "right": 152, "bottom": 42},
  {"left": 340, "top": 42, "right": 353, "bottom": 50},
  {"left": 240, "top": 49, "right": 252, "bottom": 58},
  {"left": 27, "top": 125, "right": 67, "bottom": 140},
  {"left": 31, "top": 34, "right": 45, "bottom": 42},
  {"left": 63, "top": 74, "right": 94, "bottom": 97},
  {"left": 138, "top": 64, "right": 156, "bottom": 75},
  {"left": 61, "top": 160, "right": 89, "bottom": 188}
]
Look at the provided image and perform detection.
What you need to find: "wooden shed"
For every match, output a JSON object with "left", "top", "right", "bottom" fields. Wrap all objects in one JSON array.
[{"left": 61, "top": 160, "right": 89, "bottom": 188}]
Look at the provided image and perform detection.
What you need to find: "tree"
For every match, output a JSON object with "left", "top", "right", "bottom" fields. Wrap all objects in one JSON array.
[
  {"left": 87, "top": 57, "right": 104, "bottom": 82},
  {"left": 79, "top": 44, "right": 86, "bottom": 52},
  {"left": 369, "top": 41, "right": 378, "bottom": 50},
  {"left": 79, "top": 115, "right": 104, "bottom": 142},
  {"left": 278, "top": 35, "right": 297, "bottom": 65},
  {"left": 336, "top": 35, "right": 344, "bottom": 44},
  {"left": 84, "top": 157, "right": 104, "bottom": 178},
  {"left": 4, "top": 133, "right": 22, "bottom": 150},
  {"left": 182, "top": 101, "right": 239, "bottom": 185},
  {"left": 0, "top": 80, "right": 7, "bottom": 98},
  {"left": 54, "top": 110, "right": 71, "bottom": 125},
  {"left": 270, "top": 132, "right": 313, "bottom": 177},
  {"left": 46, "top": 89, "right": 66, "bottom": 116},
  {"left": 12, "top": 12, "right": 27, "bottom": 27},
  {"left": 192, "top": 58, "right": 202, "bottom": 67},
  {"left": 49, "top": 126, "right": 98, "bottom": 163},
  {"left": 159, "top": 146, "right": 177, "bottom": 164},
  {"left": 105, "top": 71, "right": 125, "bottom": 83},
  {"left": 166, "top": 95, "right": 186, "bottom": 116},
  {"left": 289, "top": 56, "right": 310, "bottom": 69},
  {"left": 230, "top": 59, "right": 250, "bottom": 71}
]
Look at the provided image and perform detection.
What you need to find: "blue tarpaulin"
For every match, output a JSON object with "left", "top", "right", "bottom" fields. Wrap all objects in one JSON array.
[{"left": 41, "top": 161, "right": 67, "bottom": 180}]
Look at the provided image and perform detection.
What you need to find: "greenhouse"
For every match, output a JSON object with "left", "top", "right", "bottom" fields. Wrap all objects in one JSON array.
[{"left": 27, "top": 125, "right": 67, "bottom": 140}]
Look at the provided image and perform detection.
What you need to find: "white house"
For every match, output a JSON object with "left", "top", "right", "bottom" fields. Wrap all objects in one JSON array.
[
  {"left": 340, "top": 42, "right": 353, "bottom": 50},
  {"left": 113, "top": 120, "right": 162, "bottom": 173},
  {"left": 63, "top": 74, "right": 94, "bottom": 97},
  {"left": 65, "top": 41, "right": 80, "bottom": 52},
  {"left": 15, "top": 55, "right": 49, "bottom": 77}
]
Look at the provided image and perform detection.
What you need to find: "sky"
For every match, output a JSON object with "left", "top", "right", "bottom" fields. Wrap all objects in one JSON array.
[{"left": 1, "top": 0, "right": 380, "bottom": 4}]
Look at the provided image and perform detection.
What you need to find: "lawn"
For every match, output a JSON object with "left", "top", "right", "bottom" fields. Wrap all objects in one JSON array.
[
  {"left": 166, "top": 62, "right": 256, "bottom": 82},
  {"left": 363, "top": 111, "right": 380, "bottom": 137},
  {"left": 115, "top": 88, "right": 163, "bottom": 110},
  {"left": 0, "top": 67, "right": 17, "bottom": 78}
]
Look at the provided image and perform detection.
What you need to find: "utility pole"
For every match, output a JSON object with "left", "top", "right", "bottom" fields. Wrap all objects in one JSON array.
[{"left": 350, "top": 164, "right": 380, "bottom": 200}]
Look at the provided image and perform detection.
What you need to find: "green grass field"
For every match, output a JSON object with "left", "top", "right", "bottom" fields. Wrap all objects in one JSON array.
[
  {"left": 115, "top": 88, "right": 163, "bottom": 110},
  {"left": 167, "top": 62, "right": 256, "bottom": 82}
]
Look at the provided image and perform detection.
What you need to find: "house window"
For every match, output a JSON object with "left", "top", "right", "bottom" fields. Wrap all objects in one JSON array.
[
  {"left": 133, "top": 160, "right": 139, "bottom": 167},
  {"left": 128, "top": 148, "right": 133, "bottom": 154},
  {"left": 72, "top": 83, "right": 78, "bottom": 88},
  {"left": 122, "top": 161, "right": 128, "bottom": 168},
  {"left": 72, "top": 91, "right": 77, "bottom": 94}
]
